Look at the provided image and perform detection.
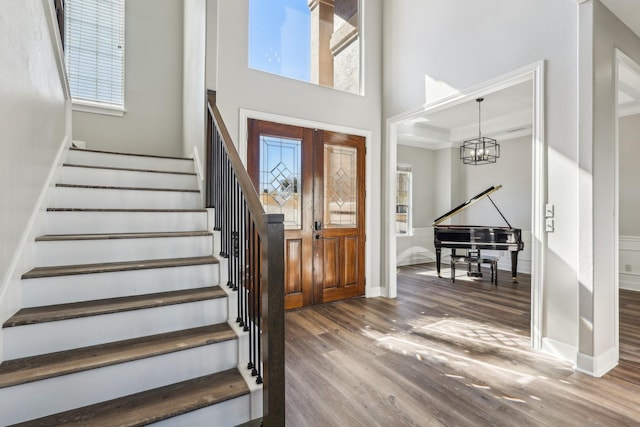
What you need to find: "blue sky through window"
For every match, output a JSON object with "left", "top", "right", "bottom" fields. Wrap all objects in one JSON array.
[{"left": 249, "top": 0, "right": 311, "bottom": 82}]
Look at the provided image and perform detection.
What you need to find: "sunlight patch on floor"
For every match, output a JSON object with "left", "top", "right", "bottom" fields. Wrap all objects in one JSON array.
[
  {"left": 364, "top": 330, "right": 538, "bottom": 385},
  {"left": 414, "top": 267, "right": 493, "bottom": 284}
]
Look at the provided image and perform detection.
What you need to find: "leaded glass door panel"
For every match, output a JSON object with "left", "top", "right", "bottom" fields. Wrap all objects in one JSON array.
[
  {"left": 248, "top": 120, "right": 365, "bottom": 309},
  {"left": 313, "top": 130, "right": 366, "bottom": 304}
]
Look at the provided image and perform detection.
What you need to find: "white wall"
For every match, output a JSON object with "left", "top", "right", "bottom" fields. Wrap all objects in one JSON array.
[
  {"left": 0, "top": 0, "right": 69, "bottom": 360},
  {"left": 398, "top": 136, "right": 533, "bottom": 271},
  {"left": 618, "top": 114, "right": 640, "bottom": 236},
  {"left": 458, "top": 135, "right": 532, "bottom": 231},
  {"left": 211, "top": 0, "right": 383, "bottom": 294},
  {"left": 396, "top": 145, "right": 436, "bottom": 265},
  {"left": 618, "top": 114, "right": 640, "bottom": 291},
  {"left": 577, "top": 0, "right": 640, "bottom": 375},
  {"left": 205, "top": 0, "right": 218, "bottom": 90},
  {"left": 458, "top": 135, "right": 533, "bottom": 273},
  {"left": 383, "top": 0, "right": 579, "bottom": 361},
  {"left": 72, "top": 0, "right": 184, "bottom": 157},
  {"left": 183, "top": 0, "right": 206, "bottom": 165}
]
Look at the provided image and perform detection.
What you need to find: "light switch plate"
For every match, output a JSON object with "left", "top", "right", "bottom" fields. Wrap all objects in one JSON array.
[
  {"left": 545, "top": 203, "right": 554, "bottom": 218},
  {"left": 545, "top": 218, "right": 554, "bottom": 232}
]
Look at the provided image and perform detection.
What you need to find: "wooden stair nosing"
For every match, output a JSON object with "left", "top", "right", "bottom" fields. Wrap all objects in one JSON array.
[
  {"left": 3, "top": 286, "right": 226, "bottom": 328},
  {"left": 55, "top": 183, "right": 200, "bottom": 193},
  {"left": 9, "top": 369, "right": 249, "bottom": 427},
  {"left": 69, "top": 147, "right": 194, "bottom": 162},
  {"left": 63, "top": 163, "right": 197, "bottom": 176},
  {"left": 35, "top": 231, "right": 213, "bottom": 242},
  {"left": 0, "top": 323, "right": 236, "bottom": 389},
  {"left": 21, "top": 255, "right": 218, "bottom": 280}
]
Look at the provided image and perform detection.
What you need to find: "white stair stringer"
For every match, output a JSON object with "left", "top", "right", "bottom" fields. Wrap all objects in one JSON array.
[
  {"left": 217, "top": 254, "right": 265, "bottom": 421},
  {"left": 0, "top": 339, "right": 237, "bottom": 426}
]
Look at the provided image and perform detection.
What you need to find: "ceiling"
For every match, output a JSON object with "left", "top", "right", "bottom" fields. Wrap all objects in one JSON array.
[
  {"left": 397, "top": 81, "right": 534, "bottom": 149},
  {"left": 601, "top": 0, "right": 640, "bottom": 37}
]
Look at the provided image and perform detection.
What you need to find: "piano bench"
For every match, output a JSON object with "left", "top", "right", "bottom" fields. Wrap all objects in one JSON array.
[{"left": 451, "top": 255, "right": 498, "bottom": 286}]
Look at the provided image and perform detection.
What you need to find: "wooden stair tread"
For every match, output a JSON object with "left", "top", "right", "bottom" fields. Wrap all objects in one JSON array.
[
  {"left": 56, "top": 183, "right": 200, "bottom": 193},
  {"left": 47, "top": 208, "right": 207, "bottom": 212},
  {"left": 69, "top": 147, "right": 194, "bottom": 162},
  {"left": 4, "top": 286, "right": 225, "bottom": 327},
  {"left": 10, "top": 369, "right": 248, "bottom": 426},
  {"left": 35, "top": 231, "right": 212, "bottom": 241},
  {"left": 63, "top": 163, "right": 197, "bottom": 176},
  {"left": 0, "top": 324, "right": 235, "bottom": 388},
  {"left": 22, "top": 255, "right": 218, "bottom": 279}
]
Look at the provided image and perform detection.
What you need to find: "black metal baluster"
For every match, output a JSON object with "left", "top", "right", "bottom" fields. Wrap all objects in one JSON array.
[
  {"left": 220, "top": 153, "right": 228, "bottom": 258},
  {"left": 242, "top": 199, "right": 250, "bottom": 332},
  {"left": 247, "top": 217, "right": 255, "bottom": 372},
  {"left": 255, "top": 233, "right": 263, "bottom": 384},
  {"left": 215, "top": 131, "right": 222, "bottom": 231}
]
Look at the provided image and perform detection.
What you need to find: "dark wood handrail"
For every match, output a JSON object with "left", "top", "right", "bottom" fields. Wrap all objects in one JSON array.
[
  {"left": 206, "top": 90, "right": 285, "bottom": 426},
  {"left": 206, "top": 91, "right": 270, "bottom": 233},
  {"left": 54, "top": 0, "right": 65, "bottom": 48}
]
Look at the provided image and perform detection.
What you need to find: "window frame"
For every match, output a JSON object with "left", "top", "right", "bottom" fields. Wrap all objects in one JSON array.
[
  {"left": 64, "top": 0, "right": 126, "bottom": 116},
  {"left": 396, "top": 164, "right": 413, "bottom": 237}
]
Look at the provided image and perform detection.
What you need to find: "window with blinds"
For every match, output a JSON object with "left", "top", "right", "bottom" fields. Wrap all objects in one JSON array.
[{"left": 65, "top": 0, "right": 125, "bottom": 112}]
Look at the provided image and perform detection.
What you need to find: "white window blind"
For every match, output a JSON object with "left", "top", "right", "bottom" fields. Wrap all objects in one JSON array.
[{"left": 65, "top": 0, "right": 125, "bottom": 108}]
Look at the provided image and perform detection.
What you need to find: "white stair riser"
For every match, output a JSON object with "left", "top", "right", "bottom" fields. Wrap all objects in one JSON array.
[
  {"left": 151, "top": 395, "right": 251, "bottom": 427},
  {"left": 0, "top": 342, "right": 238, "bottom": 426},
  {"left": 22, "top": 264, "right": 219, "bottom": 307},
  {"left": 54, "top": 187, "right": 201, "bottom": 210},
  {"left": 67, "top": 150, "right": 194, "bottom": 173},
  {"left": 45, "top": 210, "right": 208, "bottom": 234},
  {"left": 61, "top": 166, "right": 199, "bottom": 190},
  {"left": 35, "top": 236, "right": 213, "bottom": 267},
  {"left": 3, "top": 299, "right": 227, "bottom": 359}
]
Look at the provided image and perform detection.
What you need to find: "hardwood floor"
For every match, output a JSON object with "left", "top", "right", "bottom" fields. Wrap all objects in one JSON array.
[
  {"left": 285, "top": 263, "right": 640, "bottom": 426},
  {"left": 620, "top": 289, "right": 640, "bottom": 364}
]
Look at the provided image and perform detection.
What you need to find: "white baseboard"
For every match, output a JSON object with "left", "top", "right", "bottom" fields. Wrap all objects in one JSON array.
[
  {"left": 366, "top": 286, "right": 383, "bottom": 298},
  {"left": 576, "top": 347, "right": 618, "bottom": 377},
  {"left": 619, "top": 275, "right": 640, "bottom": 291},
  {"left": 0, "top": 136, "right": 71, "bottom": 363},
  {"left": 620, "top": 236, "right": 640, "bottom": 289},
  {"left": 541, "top": 336, "right": 577, "bottom": 365}
]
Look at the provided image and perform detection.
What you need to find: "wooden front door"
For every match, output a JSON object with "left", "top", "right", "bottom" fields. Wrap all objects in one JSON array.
[{"left": 248, "top": 119, "right": 365, "bottom": 309}]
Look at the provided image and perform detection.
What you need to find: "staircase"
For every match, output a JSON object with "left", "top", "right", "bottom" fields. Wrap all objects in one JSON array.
[{"left": 0, "top": 147, "right": 253, "bottom": 426}]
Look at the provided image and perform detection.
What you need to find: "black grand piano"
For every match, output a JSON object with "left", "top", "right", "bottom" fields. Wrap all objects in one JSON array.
[{"left": 433, "top": 185, "right": 524, "bottom": 283}]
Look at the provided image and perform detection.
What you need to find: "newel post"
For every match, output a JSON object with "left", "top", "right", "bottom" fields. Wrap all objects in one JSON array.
[{"left": 262, "top": 213, "right": 285, "bottom": 426}]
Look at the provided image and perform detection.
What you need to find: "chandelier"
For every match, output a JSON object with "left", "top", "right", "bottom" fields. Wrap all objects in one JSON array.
[{"left": 460, "top": 98, "right": 500, "bottom": 165}]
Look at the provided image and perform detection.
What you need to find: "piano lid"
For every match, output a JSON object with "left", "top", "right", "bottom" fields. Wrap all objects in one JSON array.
[{"left": 432, "top": 185, "right": 502, "bottom": 226}]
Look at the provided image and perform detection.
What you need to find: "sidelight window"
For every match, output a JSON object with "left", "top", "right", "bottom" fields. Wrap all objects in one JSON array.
[{"left": 396, "top": 165, "right": 412, "bottom": 236}]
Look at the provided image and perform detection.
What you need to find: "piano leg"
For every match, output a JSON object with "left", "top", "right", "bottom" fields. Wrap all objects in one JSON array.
[
  {"left": 436, "top": 248, "right": 442, "bottom": 278},
  {"left": 511, "top": 250, "right": 519, "bottom": 283}
]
